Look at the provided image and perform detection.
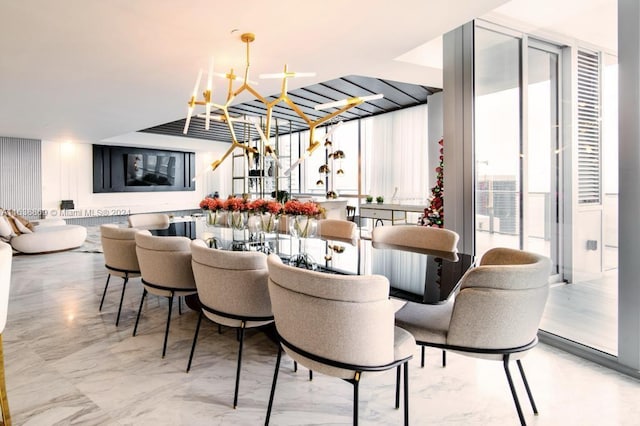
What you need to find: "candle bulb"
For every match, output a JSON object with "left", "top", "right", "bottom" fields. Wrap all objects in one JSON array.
[
  {"left": 205, "top": 58, "right": 214, "bottom": 130},
  {"left": 192, "top": 69, "right": 203, "bottom": 97},
  {"left": 183, "top": 69, "right": 203, "bottom": 134}
]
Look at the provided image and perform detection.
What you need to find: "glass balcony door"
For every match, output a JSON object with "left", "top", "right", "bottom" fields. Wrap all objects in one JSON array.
[{"left": 474, "top": 26, "right": 561, "bottom": 276}]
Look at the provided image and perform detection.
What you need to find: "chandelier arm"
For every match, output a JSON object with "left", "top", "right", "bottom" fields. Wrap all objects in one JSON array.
[{"left": 284, "top": 97, "right": 313, "bottom": 126}]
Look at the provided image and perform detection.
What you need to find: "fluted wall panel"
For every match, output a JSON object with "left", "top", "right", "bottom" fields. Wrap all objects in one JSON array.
[{"left": 0, "top": 137, "right": 42, "bottom": 219}]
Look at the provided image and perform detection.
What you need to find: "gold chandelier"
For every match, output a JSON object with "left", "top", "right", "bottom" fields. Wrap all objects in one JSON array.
[{"left": 182, "top": 32, "right": 383, "bottom": 173}]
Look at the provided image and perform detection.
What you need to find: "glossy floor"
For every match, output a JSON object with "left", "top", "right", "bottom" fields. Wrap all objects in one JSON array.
[{"left": 4, "top": 251, "right": 640, "bottom": 425}]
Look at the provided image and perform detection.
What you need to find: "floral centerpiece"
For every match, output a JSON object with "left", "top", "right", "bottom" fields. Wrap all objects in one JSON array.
[
  {"left": 284, "top": 200, "right": 322, "bottom": 238},
  {"left": 248, "top": 199, "right": 283, "bottom": 233},
  {"left": 200, "top": 197, "right": 225, "bottom": 226},
  {"left": 224, "top": 197, "right": 249, "bottom": 229}
]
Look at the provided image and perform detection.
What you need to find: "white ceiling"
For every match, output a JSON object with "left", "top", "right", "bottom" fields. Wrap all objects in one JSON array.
[{"left": 0, "top": 0, "right": 616, "bottom": 145}]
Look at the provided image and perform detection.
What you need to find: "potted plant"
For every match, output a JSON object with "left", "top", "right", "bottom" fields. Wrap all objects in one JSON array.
[
  {"left": 271, "top": 190, "right": 290, "bottom": 204},
  {"left": 376, "top": 196, "right": 384, "bottom": 204},
  {"left": 365, "top": 195, "right": 373, "bottom": 203}
]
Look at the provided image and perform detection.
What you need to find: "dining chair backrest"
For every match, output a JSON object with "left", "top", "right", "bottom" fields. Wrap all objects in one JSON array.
[
  {"left": 346, "top": 205, "right": 356, "bottom": 222},
  {"left": 372, "top": 225, "right": 459, "bottom": 252},
  {"left": 267, "top": 254, "right": 395, "bottom": 376},
  {"left": 128, "top": 213, "right": 170, "bottom": 229},
  {"left": 134, "top": 231, "right": 195, "bottom": 291},
  {"left": 317, "top": 219, "right": 356, "bottom": 241},
  {"left": 190, "top": 239, "right": 271, "bottom": 322},
  {"left": 0, "top": 242, "right": 11, "bottom": 334},
  {"left": 447, "top": 247, "right": 551, "bottom": 352},
  {"left": 100, "top": 224, "right": 140, "bottom": 274}
]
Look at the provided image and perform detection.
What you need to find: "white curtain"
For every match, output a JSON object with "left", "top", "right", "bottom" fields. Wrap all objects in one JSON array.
[{"left": 362, "top": 104, "right": 429, "bottom": 203}]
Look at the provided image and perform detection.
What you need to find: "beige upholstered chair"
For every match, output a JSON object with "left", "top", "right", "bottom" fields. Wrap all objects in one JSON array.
[
  {"left": 188, "top": 240, "right": 272, "bottom": 408},
  {"left": 317, "top": 218, "right": 357, "bottom": 241},
  {"left": 0, "top": 242, "right": 12, "bottom": 425},
  {"left": 266, "top": 254, "right": 415, "bottom": 425},
  {"left": 394, "top": 247, "right": 551, "bottom": 426},
  {"left": 372, "top": 224, "right": 460, "bottom": 367},
  {"left": 133, "top": 232, "right": 196, "bottom": 357},
  {"left": 372, "top": 225, "right": 459, "bottom": 253},
  {"left": 99, "top": 224, "right": 141, "bottom": 326},
  {"left": 128, "top": 213, "right": 170, "bottom": 229}
]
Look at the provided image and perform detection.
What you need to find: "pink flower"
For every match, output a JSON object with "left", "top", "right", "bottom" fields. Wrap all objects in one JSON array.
[
  {"left": 283, "top": 200, "right": 321, "bottom": 216},
  {"left": 224, "top": 197, "right": 248, "bottom": 212},
  {"left": 247, "top": 199, "right": 283, "bottom": 215},
  {"left": 200, "top": 197, "right": 224, "bottom": 211}
]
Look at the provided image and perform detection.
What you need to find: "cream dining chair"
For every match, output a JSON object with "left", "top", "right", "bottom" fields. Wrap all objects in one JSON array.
[
  {"left": 371, "top": 225, "right": 459, "bottom": 253},
  {"left": 317, "top": 218, "right": 357, "bottom": 241},
  {"left": 372, "top": 224, "right": 460, "bottom": 367},
  {"left": 133, "top": 232, "right": 197, "bottom": 358},
  {"left": 0, "top": 242, "right": 11, "bottom": 425},
  {"left": 128, "top": 213, "right": 170, "bottom": 229},
  {"left": 188, "top": 240, "right": 272, "bottom": 408},
  {"left": 394, "top": 247, "right": 551, "bottom": 426},
  {"left": 265, "top": 254, "right": 415, "bottom": 425},
  {"left": 99, "top": 224, "right": 141, "bottom": 326},
  {"left": 187, "top": 240, "right": 273, "bottom": 408}
]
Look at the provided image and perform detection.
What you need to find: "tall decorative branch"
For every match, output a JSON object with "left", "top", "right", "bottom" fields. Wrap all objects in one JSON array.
[{"left": 421, "top": 138, "right": 444, "bottom": 228}]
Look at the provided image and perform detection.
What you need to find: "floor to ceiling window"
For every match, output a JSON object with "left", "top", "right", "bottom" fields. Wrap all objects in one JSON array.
[{"left": 473, "top": 20, "right": 618, "bottom": 355}]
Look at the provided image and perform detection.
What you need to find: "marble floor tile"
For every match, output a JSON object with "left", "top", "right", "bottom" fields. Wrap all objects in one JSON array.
[{"left": 3, "top": 251, "right": 640, "bottom": 425}]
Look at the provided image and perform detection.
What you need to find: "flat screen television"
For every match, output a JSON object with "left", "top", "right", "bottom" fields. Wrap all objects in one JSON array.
[
  {"left": 93, "top": 145, "right": 195, "bottom": 193},
  {"left": 125, "top": 153, "right": 176, "bottom": 186}
]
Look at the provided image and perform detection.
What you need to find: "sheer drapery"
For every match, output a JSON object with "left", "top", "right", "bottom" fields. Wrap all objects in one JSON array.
[{"left": 362, "top": 104, "right": 429, "bottom": 203}]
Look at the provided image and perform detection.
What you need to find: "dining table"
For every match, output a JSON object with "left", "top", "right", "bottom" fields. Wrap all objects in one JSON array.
[{"left": 148, "top": 217, "right": 475, "bottom": 305}]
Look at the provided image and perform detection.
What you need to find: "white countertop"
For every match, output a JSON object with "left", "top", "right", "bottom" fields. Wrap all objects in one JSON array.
[{"left": 359, "top": 203, "right": 426, "bottom": 213}]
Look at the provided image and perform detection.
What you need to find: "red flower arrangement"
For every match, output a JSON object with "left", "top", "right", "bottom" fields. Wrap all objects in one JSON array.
[
  {"left": 199, "top": 197, "right": 224, "bottom": 211},
  {"left": 283, "top": 200, "right": 321, "bottom": 217},
  {"left": 248, "top": 199, "right": 283, "bottom": 215},
  {"left": 223, "top": 197, "right": 249, "bottom": 212}
]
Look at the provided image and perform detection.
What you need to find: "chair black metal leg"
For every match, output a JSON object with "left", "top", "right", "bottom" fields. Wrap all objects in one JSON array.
[
  {"left": 186, "top": 311, "right": 203, "bottom": 372},
  {"left": 162, "top": 294, "right": 174, "bottom": 358},
  {"left": 503, "top": 355, "right": 526, "bottom": 426},
  {"left": 115, "top": 276, "right": 129, "bottom": 327},
  {"left": 517, "top": 360, "right": 538, "bottom": 414},
  {"left": 395, "top": 365, "right": 401, "bottom": 409},
  {"left": 132, "top": 289, "right": 147, "bottom": 337},
  {"left": 293, "top": 360, "right": 297, "bottom": 372},
  {"left": 233, "top": 323, "right": 246, "bottom": 409},
  {"left": 178, "top": 296, "right": 183, "bottom": 315},
  {"left": 421, "top": 346, "right": 425, "bottom": 368},
  {"left": 403, "top": 361, "right": 409, "bottom": 426},
  {"left": 265, "top": 346, "right": 282, "bottom": 426},
  {"left": 99, "top": 274, "right": 111, "bottom": 311},
  {"left": 442, "top": 350, "right": 447, "bottom": 367},
  {"left": 309, "top": 370, "right": 313, "bottom": 381},
  {"left": 353, "top": 373, "right": 360, "bottom": 426}
]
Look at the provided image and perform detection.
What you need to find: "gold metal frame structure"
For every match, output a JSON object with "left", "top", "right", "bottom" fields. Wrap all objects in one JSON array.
[{"left": 183, "top": 32, "right": 383, "bottom": 173}]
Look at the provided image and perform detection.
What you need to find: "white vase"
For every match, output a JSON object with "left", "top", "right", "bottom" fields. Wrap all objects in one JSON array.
[
  {"left": 205, "top": 210, "right": 224, "bottom": 227},
  {"left": 289, "top": 215, "right": 318, "bottom": 238},
  {"left": 227, "top": 211, "right": 248, "bottom": 230},
  {"left": 258, "top": 213, "right": 279, "bottom": 233}
]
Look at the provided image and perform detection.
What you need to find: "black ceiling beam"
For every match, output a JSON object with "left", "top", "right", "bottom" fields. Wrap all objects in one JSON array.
[{"left": 140, "top": 75, "right": 441, "bottom": 144}]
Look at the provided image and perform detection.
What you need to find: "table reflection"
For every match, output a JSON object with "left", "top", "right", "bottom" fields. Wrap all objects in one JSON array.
[{"left": 150, "top": 218, "right": 474, "bottom": 304}]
